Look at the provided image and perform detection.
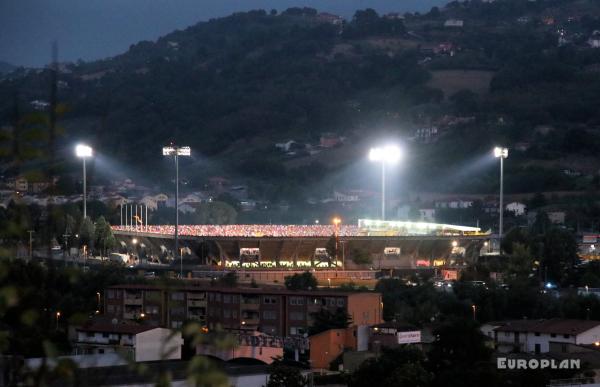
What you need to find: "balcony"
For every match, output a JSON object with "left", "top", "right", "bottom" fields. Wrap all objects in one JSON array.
[{"left": 188, "top": 300, "right": 207, "bottom": 308}]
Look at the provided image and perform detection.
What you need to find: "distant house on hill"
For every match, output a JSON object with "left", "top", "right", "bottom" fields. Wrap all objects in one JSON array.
[
  {"left": 316, "top": 13, "right": 344, "bottom": 25},
  {"left": 588, "top": 31, "right": 600, "bottom": 48},
  {"left": 444, "top": 19, "right": 464, "bottom": 28},
  {"left": 506, "top": 202, "right": 527, "bottom": 216},
  {"left": 319, "top": 133, "right": 344, "bottom": 148}
]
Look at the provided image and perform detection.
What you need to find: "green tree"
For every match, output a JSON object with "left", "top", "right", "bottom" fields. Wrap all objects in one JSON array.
[
  {"left": 541, "top": 228, "right": 578, "bottom": 283},
  {"left": 284, "top": 272, "right": 317, "bottom": 291},
  {"left": 78, "top": 217, "right": 95, "bottom": 250},
  {"left": 266, "top": 362, "right": 307, "bottom": 387},
  {"left": 193, "top": 201, "right": 237, "bottom": 224},
  {"left": 309, "top": 308, "right": 351, "bottom": 335},
  {"left": 506, "top": 243, "right": 534, "bottom": 279},
  {"left": 325, "top": 234, "right": 337, "bottom": 262},
  {"left": 94, "top": 216, "right": 116, "bottom": 256},
  {"left": 349, "top": 346, "right": 429, "bottom": 387},
  {"left": 350, "top": 248, "right": 372, "bottom": 265}
]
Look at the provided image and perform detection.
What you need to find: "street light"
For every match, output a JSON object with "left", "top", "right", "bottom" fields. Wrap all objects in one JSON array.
[
  {"left": 493, "top": 147, "right": 508, "bottom": 251},
  {"left": 163, "top": 145, "right": 191, "bottom": 279},
  {"left": 369, "top": 145, "right": 402, "bottom": 220},
  {"left": 75, "top": 144, "right": 93, "bottom": 219},
  {"left": 332, "top": 217, "right": 341, "bottom": 269}
]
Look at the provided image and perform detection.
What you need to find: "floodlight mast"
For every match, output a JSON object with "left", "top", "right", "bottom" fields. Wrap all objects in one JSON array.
[
  {"left": 75, "top": 144, "right": 93, "bottom": 219},
  {"left": 163, "top": 145, "right": 191, "bottom": 279},
  {"left": 369, "top": 145, "right": 401, "bottom": 220},
  {"left": 493, "top": 147, "right": 509, "bottom": 251}
]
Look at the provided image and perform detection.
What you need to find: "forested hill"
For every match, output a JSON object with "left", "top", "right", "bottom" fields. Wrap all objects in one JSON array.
[{"left": 3, "top": 1, "right": 600, "bottom": 195}]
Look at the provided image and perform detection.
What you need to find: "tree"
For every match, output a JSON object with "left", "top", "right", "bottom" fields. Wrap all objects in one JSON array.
[
  {"left": 506, "top": 243, "right": 534, "bottom": 279},
  {"left": 266, "top": 362, "right": 307, "bottom": 387},
  {"left": 193, "top": 201, "right": 237, "bottom": 224},
  {"left": 351, "top": 248, "right": 372, "bottom": 265},
  {"left": 94, "top": 216, "right": 116, "bottom": 256},
  {"left": 78, "top": 217, "right": 95, "bottom": 251},
  {"left": 284, "top": 272, "right": 317, "bottom": 291},
  {"left": 541, "top": 228, "right": 578, "bottom": 283},
  {"left": 349, "top": 346, "right": 429, "bottom": 387},
  {"left": 309, "top": 308, "right": 351, "bottom": 335},
  {"left": 325, "top": 234, "right": 337, "bottom": 262}
]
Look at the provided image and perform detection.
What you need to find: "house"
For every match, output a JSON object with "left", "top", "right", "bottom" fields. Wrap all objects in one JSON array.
[
  {"left": 506, "top": 202, "right": 527, "bottom": 216},
  {"left": 8, "top": 176, "right": 28, "bottom": 192},
  {"left": 139, "top": 196, "right": 158, "bottom": 211},
  {"left": 589, "top": 31, "right": 600, "bottom": 48},
  {"left": 444, "top": 19, "right": 464, "bottom": 28},
  {"left": 275, "top": 140, "right": 302, "bottom": 153},
  {"left": 319, "top": 133, "right": 344, "bottom": 148},
  {"left": 309, "top": 327, "right": 363, "bottom": 370},
  {"left": 316, "top": 12, "right": 344, "bottom": 25},
  {"left": 74, "top": 322, "right": 183, "bottom": 362},
  {"left": 413, "top": 127, "right": 439, "bottom": 143},
  {"left": 419, "top": 208, "right": 436, "bottom": 222},
  {"left": 30, "top": 100, "right": 49, "bottom": 110},
  {"left": 485, "top": 319, "right": 600, "bottom": 354},
  {"left": 434, "top": 198, "right": 473, "bottom": 209},
  {"left": 334, "top": 191, "right": 360, "bottom": 202},
  {"left": 384, "top": 12, "right": 405, "bottom": 20},
  {"left": 548, "top": 211, "right": 566, "bottom": 225}
]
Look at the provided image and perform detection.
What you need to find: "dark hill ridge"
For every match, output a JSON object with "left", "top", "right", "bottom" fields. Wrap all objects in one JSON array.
[{"left": 2, "top": 2, "right": 600, "bottom": 196}]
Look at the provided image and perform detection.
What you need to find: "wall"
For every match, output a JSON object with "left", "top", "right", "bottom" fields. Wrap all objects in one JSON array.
[
  {"left": 347, "top": 293, "right": 382, "bottom": 326},
  {"left": 135, "top": 328, "right": 183, "bottom": 362}
]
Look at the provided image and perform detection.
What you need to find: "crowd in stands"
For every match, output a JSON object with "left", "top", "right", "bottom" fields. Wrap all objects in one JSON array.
[{"left": 112, "top": 224, "right": 361, "bottom": 237}]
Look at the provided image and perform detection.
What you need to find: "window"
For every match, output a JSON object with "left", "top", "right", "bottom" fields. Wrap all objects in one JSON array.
[
  {"left": 564, "top": 334, "right": 570, "bottom": 339},
  {"left": 170, "top": 307, "right": 185, "bottom": 315},
  {"left": 535, "top": 332, "right": 541, "bottom": 337},
  {"left": 145, "top": 305, "right": 159, "bottom": 315},
  {"left": 215, "top": 294, "right": 221, "bottom": 302},
  {"left": 102, "top": 333, "right": 109, "bottom": 338},
  {"left": 107, "top": 290, "right": 115, "bottom": 299},
  {"left": 107, "top": 305, "right": 115, "bottom": 314},
  {"left": 223, "top": 295, "right": 231, "bottom": 304},
  {"left": 336, "top": 298, "right": 345, "bottom": 307},
  {"left": 290, "top": 297, "right": 304, "bottom": 306},
  {"left": 550, "top": 333, "right": 556, "bottom": 338},
  {"left": 224, "top": 309, "right": 231, "bottom": 318},
  {"left": 263, "top": 296, "right": 277, "bottom": 304},
  {"left": 290, "top": 312, "right": 304, "bottom": 321},
  {"left": 86, "top": 332, "right": 94, "bottom": 338},
  {"left": 233, "top": 310, "right": 238, "bottom": 318},
  {"left": 209, "top": 293, "right": 214, "bottom": 301},
  {"left": 263, "top": 310, "right": 277, "bottom": 320},
  {"left": 171, "top": 292, "right": 184, "bottom": 301},
  {"left": 171, "top": 321, "right": 183, "bottom": 329},
  {"left": 290, "top": 327, "right": 306, "bottom": 335}
]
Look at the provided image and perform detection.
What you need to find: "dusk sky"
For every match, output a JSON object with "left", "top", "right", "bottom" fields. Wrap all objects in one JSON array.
[{"left": 0, "top": 0, "right": 447, "bottom": 67}]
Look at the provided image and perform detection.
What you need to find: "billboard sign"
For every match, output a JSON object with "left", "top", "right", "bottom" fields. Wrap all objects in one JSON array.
[{"left": 397, "top": 330, "right": 421, "bottom": 344}]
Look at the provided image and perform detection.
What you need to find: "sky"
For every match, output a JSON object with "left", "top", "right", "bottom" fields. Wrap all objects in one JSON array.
[{"left": 0, "top": 0, "right": 447, "bottom": 67}]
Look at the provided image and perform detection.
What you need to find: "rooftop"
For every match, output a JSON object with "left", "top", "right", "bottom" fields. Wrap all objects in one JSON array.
[{"left": 495, "top": 319, "right": 600, "bottom": 335}]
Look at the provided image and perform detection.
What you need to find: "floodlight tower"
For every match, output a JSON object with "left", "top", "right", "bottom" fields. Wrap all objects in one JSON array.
[
  {"left": 494, "top": 147, "right": 509, "bottom": 250},
  {"left": 75, "top": 144, "right": 93, "bottom": 219},
  {"left": 162, "top": 145, "right": 191, "bottom": 278},
  {"left": 369, "top": 145, "right": 402, "bottom": 220}
]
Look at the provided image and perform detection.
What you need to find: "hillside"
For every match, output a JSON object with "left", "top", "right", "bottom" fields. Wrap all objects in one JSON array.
[
  {"left": 2, "top": 2, "right": 600, "bottom": 201},
  {"left": 0, "top": 61, "right": 16, "bottom": 75}
]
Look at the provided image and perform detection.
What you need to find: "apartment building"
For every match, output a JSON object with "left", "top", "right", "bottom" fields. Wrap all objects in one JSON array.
[
  {"left": 482, "top": 319, "right": 600, "bottom": 354},
  {"left": 104, "top": 284, "right": 382, "bottom": 336}
]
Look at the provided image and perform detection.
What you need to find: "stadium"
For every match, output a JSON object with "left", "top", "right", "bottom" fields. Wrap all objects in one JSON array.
[{"left": 111, "top": 219, "right": 491, "bottom": 270}]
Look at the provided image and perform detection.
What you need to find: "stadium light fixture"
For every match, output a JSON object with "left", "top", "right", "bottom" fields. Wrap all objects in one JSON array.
[
  {"left": 369, "top": 145, "right": 402, "bottom": 220},
  {"left": 75, "top": 144, "right": 93, "bottom": 219},
  {"left": 493, "top": 147, "right": 508, "bottom": 252},
  {"left": 163, "top": 144, "right": 191, "bottom": 279}
]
